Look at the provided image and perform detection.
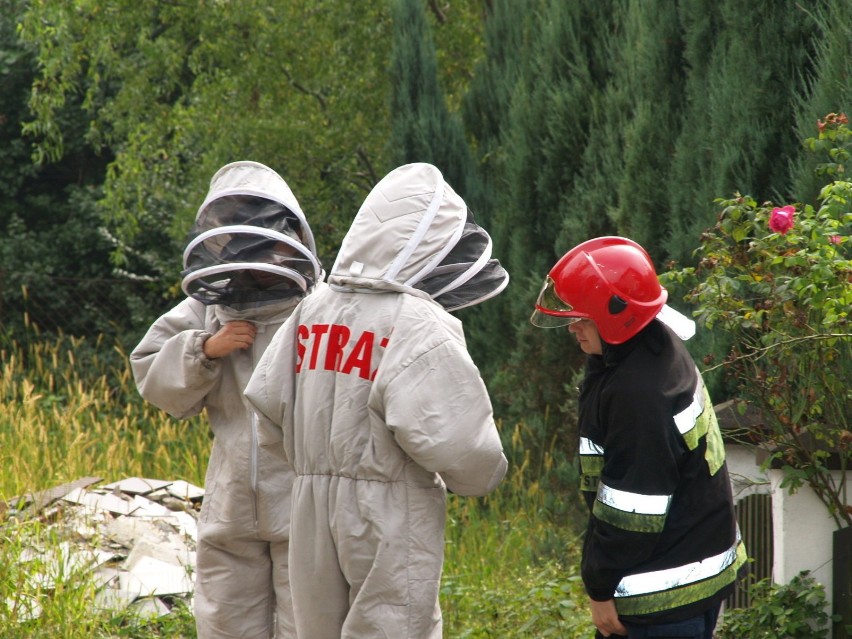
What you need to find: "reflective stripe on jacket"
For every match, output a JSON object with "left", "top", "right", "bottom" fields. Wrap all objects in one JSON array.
[{"left": 577, "top": 320, "right": 746, "bottom": 622}]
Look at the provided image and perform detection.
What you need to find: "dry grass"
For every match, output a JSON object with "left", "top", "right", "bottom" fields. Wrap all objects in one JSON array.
[{"left": 0, "top": 334, "right": 210, "bottom": 501}]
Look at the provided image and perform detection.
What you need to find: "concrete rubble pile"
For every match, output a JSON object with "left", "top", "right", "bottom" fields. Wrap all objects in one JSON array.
[{"left": 3, "top": 476, "right": 204, "bottom": 621}]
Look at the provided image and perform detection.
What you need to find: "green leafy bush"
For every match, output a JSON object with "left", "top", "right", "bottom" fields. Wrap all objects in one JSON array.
[
  {"left": 715, "top": 572, "right": 836, "bottom": 639},
  {"left": 663, "top": 114, "right": 852, "bottom": 525}
]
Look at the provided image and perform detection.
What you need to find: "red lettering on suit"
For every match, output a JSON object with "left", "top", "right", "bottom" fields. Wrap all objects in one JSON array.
[
  {"left": 296, "top": 323, "right": 389, "bottom": 379},
  {"left": 341, "top": 330, "right": 373, "bottom": 379},
  {"left": 296, "top": 324, "right": 309, "bottom": 372},
  {"left": 308, "top": 324, "right": 329, "bottom": 370},
  {"left": 325, "top": 324, "right": 351, "bottom": 372}
]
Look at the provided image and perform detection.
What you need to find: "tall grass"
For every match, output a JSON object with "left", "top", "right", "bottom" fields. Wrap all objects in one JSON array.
[
  {"left": 0, "top": 332, "right": 594, "bottom": 637},
  {"left": 442, "top": 422, "right": 594, "bottom": 637},
  {"left": 0, "top": 333, "right": 210, "bottom": 499}
]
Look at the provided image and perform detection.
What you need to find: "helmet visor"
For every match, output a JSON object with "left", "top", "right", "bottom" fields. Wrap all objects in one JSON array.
[{"left": 529, "top": 277, "right": 582, "bottom": 328}]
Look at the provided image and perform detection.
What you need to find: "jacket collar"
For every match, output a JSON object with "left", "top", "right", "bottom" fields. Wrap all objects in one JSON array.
[{"left": 588, "top": 319, "right": 666, "bottom": 369}]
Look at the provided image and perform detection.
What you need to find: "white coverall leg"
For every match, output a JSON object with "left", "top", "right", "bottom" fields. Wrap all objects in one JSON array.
[{"left": 289, "top": 475, "right": 444, "bottom": 639}]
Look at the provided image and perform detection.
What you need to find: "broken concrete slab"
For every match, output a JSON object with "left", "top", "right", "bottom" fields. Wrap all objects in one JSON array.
[
  {"left": 94, "top": 587, "right": 139, "bottom": 614},
  {"left": 63, "top": 487, "right": 138, "bottom": 516},
  {"left": 165, "top": 480, "right": 204, "bottom": 501},
  {"left": 102, "top": 477, "right": 173, "bottom": 495},
  {"left": 119, "top": 555, "right": 195, "bottom": 598},
  {"left": 129, "top": 596, "right": 172, "bottom": 619},
  {"left": 128, "top": 494, "right": 172, "bottom": 518},
  {"left": 104, "top": 515, "right": 169, "bottom": 549},
  {"left": 124, "top": 534, "right": 194, "bottom": 571},
  {"left": 7, "top": 477, "right": 103, "bottom": 519},
  {"left": 3, "top": 476, "right": 204, "bottom": 622}
]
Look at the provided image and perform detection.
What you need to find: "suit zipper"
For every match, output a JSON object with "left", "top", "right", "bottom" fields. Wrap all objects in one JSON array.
[{"left": 250, "top": 410, "right": 259, "bottom": 528}]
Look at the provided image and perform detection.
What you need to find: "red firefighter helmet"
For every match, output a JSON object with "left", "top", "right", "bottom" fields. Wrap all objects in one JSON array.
[{"left": 530, "top": 236, "right": 668, "bottom": 344}]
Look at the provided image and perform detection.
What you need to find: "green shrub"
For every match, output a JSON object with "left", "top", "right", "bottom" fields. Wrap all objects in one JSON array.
[
  {"left": 715, "top": 572, "right": 837, "bottom": 639},
  {"left": 663, "top": 113, "right": 852, "bottom": 526}
]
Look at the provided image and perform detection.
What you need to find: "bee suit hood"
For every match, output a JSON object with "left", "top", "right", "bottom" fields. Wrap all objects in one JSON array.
[
  {"left": 329, "top": 162, "right": 508, "bottom": 311},
  {"left": 181, "top": 161, "right": 323, "bottom": 310}
]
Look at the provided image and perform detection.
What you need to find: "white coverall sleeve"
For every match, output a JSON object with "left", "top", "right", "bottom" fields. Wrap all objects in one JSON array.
[
  {"left": 384, "top": 338, "right": 507, "bottom": 496},
  {"left": 130, "top": 298, "right": 221, "bottom": 419}
]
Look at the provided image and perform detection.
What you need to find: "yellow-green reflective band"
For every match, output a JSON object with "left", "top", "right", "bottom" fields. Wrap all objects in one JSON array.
[
  {"left": 593, "top": 499, "right": 667, "bottom": 533},
  {"left": 579, "top": 437, "right": 605, "bottom": 493},
  {"left": 581, "top": 473, "right": 600, "bottom": 493},
  {"left": 673, "top": 374, "right": 727, "bottom": 475},
  {"left": 674, "top": 371, "right": 705, "bottom": 447},
  {"left": 593, "top": 483, "right": 672, "bottom": 533},
  {"left": 702, "top": 388, "right": 726, "bottom": 475},
  {"left": 580, "top": 456, "right": 603, "bottom": 494},
  {"left": 581, "top": 456, "right": 604, "bottom": 476},
  {"left": 614, "top": 539, "right": 748, "bottom": 616},
  {"left": 615, "top": 532, "right": 744, "bottom": 597}
]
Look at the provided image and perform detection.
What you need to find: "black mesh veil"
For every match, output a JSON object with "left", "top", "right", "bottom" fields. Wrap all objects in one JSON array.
[
  {"left": 181, "top": 194, "right": 322, "bottom": 308},
  {"left": 412, "top": 210, "right": 509, "bottom": 312}
]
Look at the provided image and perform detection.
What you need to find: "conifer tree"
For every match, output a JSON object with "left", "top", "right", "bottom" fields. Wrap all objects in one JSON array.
[
  {"left": 667, "top": 0, "right": 818, "bottom": 265},
  {"left": 557, "top": 3, "right": 626, "bottom": 254},
  {"left": 388, "top": 0, "right": 528, "bottom": 403},
  {"left": 665, "top": 0, "right": 822, "bottom": 400},
  {"left": 665, "top": 0, "right": 725, "bottom": 265},
  {"left": 459, "top": 0, "right": 542, "bottom": 391},
  {"left": 388, "top": 0, "right": 476, "bottom": 199},
  {"left": 613, "top": 1, "right": 686, "bottom": 261},
  {"left": 488, "top": 0, "right": 622, "bottom": 426},
  {"left": 790, "top": 0, "right": 852, "bottom": 204}
]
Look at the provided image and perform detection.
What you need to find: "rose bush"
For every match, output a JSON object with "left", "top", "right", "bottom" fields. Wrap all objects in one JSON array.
[{"left": 663, "top": 114, "right": 852, "bottom": 525}]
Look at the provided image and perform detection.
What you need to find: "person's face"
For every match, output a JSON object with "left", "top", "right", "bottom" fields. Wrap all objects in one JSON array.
[
  {"left": 568, "top": 319, "right": 603, "bottom": 355},
  {"left": 248, "top": 241, "right": 300, "bottom": 288}
]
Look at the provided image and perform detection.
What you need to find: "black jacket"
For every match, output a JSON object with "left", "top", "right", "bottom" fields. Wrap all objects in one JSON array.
[{"left": 577, "top": 320, "right": 746, "bottom": 624}]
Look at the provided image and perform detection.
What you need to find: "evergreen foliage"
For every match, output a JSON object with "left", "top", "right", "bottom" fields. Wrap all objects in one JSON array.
[
  {"left": 790, "top": 0, "right": 852, "bottom": 204},
  {"left": 480, "top": 1, "right": 623, "bottom": 432},
  {"left": 388, "top": 0, "right": 477, "bottom": 199},
  {"left": 458, "top": 0, "right": 542, "bottom": 388},
  {"left": 666, "top": 0, "right": 819, "bottom": 265},
  {"left": 388, "top": 0, "right": 514, "bottom": 394},
  {"left": 664, "top": 0, "right": 725, "bottom": 265},
  {"left": 615, "top": 1, "right": 686, "bottom": 260}
]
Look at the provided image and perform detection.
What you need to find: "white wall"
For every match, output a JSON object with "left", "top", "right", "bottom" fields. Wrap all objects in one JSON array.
[
  {"left": 769, "top": 468, "right": 848, "bottom": 599},
  {"left": 726, "top": 445, "right": 771, "bottom": 501},
  {"left": 725, "top": 444, "right": 849, "bottom": 618}
]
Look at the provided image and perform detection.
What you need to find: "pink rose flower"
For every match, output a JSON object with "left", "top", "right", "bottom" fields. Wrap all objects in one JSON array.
[
  {"left": 769, "top": 206, "right": 795, "bottom": 235},
  {"left": 829, "top": 235, "right": 842, "bottom": 245}
]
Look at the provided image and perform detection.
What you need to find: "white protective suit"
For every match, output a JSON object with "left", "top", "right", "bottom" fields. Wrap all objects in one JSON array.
[
  {"left": 131, "top": 161, "right": 322, "bottom": 639},
  {"left": 245, "top": 162, "right": 509, "bottom": 639}
]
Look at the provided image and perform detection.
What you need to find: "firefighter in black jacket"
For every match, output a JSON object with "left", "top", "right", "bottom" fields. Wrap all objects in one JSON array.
[{"left": 530, "top": 237, "right": 747, "bottom": 639}]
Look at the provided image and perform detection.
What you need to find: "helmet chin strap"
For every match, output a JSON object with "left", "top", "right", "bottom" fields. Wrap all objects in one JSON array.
[{"left": 655, "top": 304, "right": 696, "bottom": 340}]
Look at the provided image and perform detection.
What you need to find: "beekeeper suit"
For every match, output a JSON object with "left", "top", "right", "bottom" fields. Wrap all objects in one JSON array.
[
  {"left": 245, "top": 162, "right": 510, "bottom": 639},
  {"left": 130, "top": 160, "right": 322, "bottom": 639}
]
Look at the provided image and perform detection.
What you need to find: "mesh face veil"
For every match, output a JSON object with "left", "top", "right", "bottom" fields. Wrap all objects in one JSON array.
[
  {"left": 181, "top": 194, "right": 322, "bottom": 308},
  {"left": 411, "top": 210, "right": 509, "bottom": 312}
]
